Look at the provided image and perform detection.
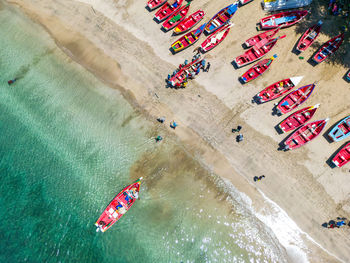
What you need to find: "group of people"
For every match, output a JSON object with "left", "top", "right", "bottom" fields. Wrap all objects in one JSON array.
[
  {"left": 232, "top": 125, "right": 244, "bottom": 142},
  {"left": 155, "top": 117, "right": 178, "bottom": 142},
  {"left": 322, "top": 217, "right": 350, "bottom": 228},
  {"left": 328, "top": 0, "right": 348, "bottom": 16}
]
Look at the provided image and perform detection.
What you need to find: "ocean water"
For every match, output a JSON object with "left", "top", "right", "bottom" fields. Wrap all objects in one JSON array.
[{"left": 0, "top": 4, "right": 290, "bottom": 263}]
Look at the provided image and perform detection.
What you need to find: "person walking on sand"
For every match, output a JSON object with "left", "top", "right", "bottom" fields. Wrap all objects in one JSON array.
[
  {"left": 157, "top": 116, "right": 165, "bottom": 123},
  {"left": 170, "top": 120, "right": 178, "bottom": 129},
  {"left": 205, "top": 62, "right": 211, "bottom": 72},
  {"left": 254, "top": 175, "right": 265, "bottom": 182}
]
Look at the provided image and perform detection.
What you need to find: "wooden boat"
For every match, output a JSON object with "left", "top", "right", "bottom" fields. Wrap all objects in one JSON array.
[
  {"left": 283, "top": 119, "right": 329, "bottom": 150},
  {"left": 260, "top": 10, "right": 308, "bottom": 29},
  {"left": 201, "top": 23, "right": 232, "bottom": 53},
  {"left": 162, "top": 3, "right": 190, "bottom": 31},
  {"left": 244, "top": 27, "right": 280, "bottom": 48},
  {"left": 332, "top": 142, "right": 350, "bottom": 167},
  {"left": 173, "top": 9, "right": 205, "bottom": 34},
  {"left": 147, "top": 0, "right": 167, "bottom": 11},
  {"left": 171, "top": 23, "right": 206, "bottom": 53},
  {"left": 255, "top": 76, "right": 303, "bottom": 104},
  {"left": 346, "top": 70, "right": 350, "bottom": 81},
  {"left": 204, "top": 3, "right": 238, "bottom": 34},
  {"left": 279, "top": 104, "right": 320, "bottom": 133},
  {"left": 234, "top": 35, "right": 285, "bottom": 67},
  {"left": 276, "top": 83, "right": 316, "bottom": 115},
  {"left": 312, "top": 33, "right": 344, "bottom": 64},
  {"left": 239, "top": 0, "right": 254, "bottom": 6},
  {"left": 169, "top": 58, "right": 204, "bottom": 87},
  {"left": 240, "top": 54, "right": 277, "bottom": 83},
  {"left": 296, "top": 20, "right": 322, "bottom": 52},
  {"left": 328, "top": 115, "right": 350, "bottom": 142},
  {"left": 95, "top": 178, "right": 142, "bottom": 232},
  {"left": 155, "top": 0, "right": 184, "bottom": 22}
]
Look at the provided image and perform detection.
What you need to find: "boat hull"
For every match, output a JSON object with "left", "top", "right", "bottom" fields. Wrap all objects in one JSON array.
[
  {"left": 173, "top": 10, "right": 205, "bottom": 34},
  {"left": 260, "top": 10, "right": 308, "bottom": 29},
  {"left": 171, "top": 24, "right": 205, "bottom": 53},
  {"left": 332, "top": 142, "right": 350, "bottom": 167},
  {"left": 201, "top": 24, "right": 231, "bottom": 52},
  {"left": 296, "top": 21, "right": 322, "bottom": 52},
  {"left": 155, "top": 0, "right": 184, "bottom": 22},
  {"left": 162, "top": 4, "right": 190, "bottom": 31},
  {"left": 328, "top": 116, "right": 350, "bottom": 142},
  {"left": 312, "top": 33, "right": 344, "bottom": 63},
  {"left": 147, "top": 0, "right": 167, "bottom": 11},
  {"left": 240, "top": 55, "right": 277, "bottom": 83},
  {"left": 244, "top": 27, "right": 280, "bottom": 48},
  {"left": 204, "top": 3, "right": 238, "bottom": 34}
]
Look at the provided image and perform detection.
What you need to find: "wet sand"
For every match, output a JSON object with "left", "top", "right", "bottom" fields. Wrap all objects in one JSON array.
[{"left": 6, "top": 0, "right": 350, "bottom": 261}]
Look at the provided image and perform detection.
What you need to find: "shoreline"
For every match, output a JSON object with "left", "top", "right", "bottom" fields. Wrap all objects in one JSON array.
[{"left": 6, "top": 0, "right": 350, "bottom": 262}]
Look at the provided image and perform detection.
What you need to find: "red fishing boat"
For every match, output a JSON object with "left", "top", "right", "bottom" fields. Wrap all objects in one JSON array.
[
  {"left": 244, "top": 27, "right": 280, "bottom": 48},
  {"left": 255, "top": 76, "right": 303, "bottom": 104},
  {"left": 169, "top": 58, "right": 204, "bottom": 87},
  {"left": 204, "top": 3, "right": 238, "bottom": 34},
  {"left": 171, "top": 23, "right": 206, "bottom": 53},
  {"left": 260, "top": 10, "right": 308, "bottom": 29},
  {"left": 201, "top": 23, "right": 232, "bottom": 52},
  {"left": 296, "top": 20, "right": 322, "bottom": 52},
  {"left": 312, "top": 33, "right": 344, "bottom": 64},
  {"left": 283, "top": 119, "right": 328, "bottom": 150},
  {"left": 155, "top": 0, "right": 184, "bottom": 22},
  {"left": 276, "top": 83, "right": 316, "bottom": 115},
  {"left": 95, "top": 178, "right": 142, "bottom": 232},
  {"left": 332, "top": 142, "right": 350, "bottom": 167},
  {"left": 162, "top": 3, "right": 190, "bottom": 31},
  {"left": 239, "top": 0, "right": 254, "bottom": 6},
  {"left": 173, "top": 9, "right": 205, "bottom": 34},
  {"left": 240, "top": 54, "right": 277, "bottom": 83},
  {"left": 234, "top": 35, "right": 285, "bottom": 67},
  {"left": 147, "top": 0, "right": 167, "bottom": 11},
  {"left": 279, "top": 104, "right": 320, "bottom": 133}
]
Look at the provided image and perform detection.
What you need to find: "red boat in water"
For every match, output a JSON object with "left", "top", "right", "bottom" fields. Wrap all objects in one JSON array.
[
  {"left": 234, "top": 35, "right": 285, "bottom": 67},
  {"left": 204, "top": 3, "right": 238, "bottom": 34},
  {"left": 171, "top": 23, "right": 206, "bottom": 53},
  {"left": 169, "top": 58, "right": 204, "bottom": 87},
  {"left": 162, "top": 3, "right": 190, "bottom": 31},
  {"left": 332, "top": 142, "right": 350, "bottom": 167},
  {"left": 260, "top": 10, "right": 308, "bottom": 29},
  {"left": 155, "top": 0, "right": 184, "bottom": 22},
  {"left": 312, "top": 33, "right": 344, "bottom": 64},
  {"left": 279, "top": 104, "right": 320, "bottom": 133},
  {"left": 95, "top": 178, "right": 142, "bottom": 232},
  {"left": 255, "top": 76, "right": 303, "bottom": 103},
  {"left": 244, "top": 27, "right": 280, "bottom": 48},
  {"left": 147, "top": 0, "right": 167, "bottom": 11},
  {"left": 276, "top": 83, "right": 316, "bottom": 115},
  {"left": 173, "top": 9, "right": 205, "bottom": 34},
  {"left": 283, "top": 119, "right": 329, "bottom": 150},
  {"left": 240, "top": 54, "right": 277, "bottom": 83},
  {"left": 201, "top": 23, "right": 232, "bottom": 52},
  {"left": 296, "top": 20, "right": 322, "bottom": 52}
]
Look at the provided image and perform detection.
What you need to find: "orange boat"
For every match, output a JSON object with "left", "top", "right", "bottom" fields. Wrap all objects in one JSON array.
[
  {"left": 332, "top": 142, "right": 350, "bottom": 167},
  {"left": 278, "top": 104, "right": 320, "bottom": 133},
  {"left": 95, "top": 178, "right": 142, "bottom": 232},
  {"left": 283, "top": 119, "right": 329, "bottom": 151}
]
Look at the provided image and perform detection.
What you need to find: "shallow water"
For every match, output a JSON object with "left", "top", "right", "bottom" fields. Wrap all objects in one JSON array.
[{"left": 0, "top": 4, "right": 289, "bottom": 262}]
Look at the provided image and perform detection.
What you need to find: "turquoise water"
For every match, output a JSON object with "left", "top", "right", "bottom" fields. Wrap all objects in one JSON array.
[{"left": 0, "top": 4, "right": 288, "bottom": 263}]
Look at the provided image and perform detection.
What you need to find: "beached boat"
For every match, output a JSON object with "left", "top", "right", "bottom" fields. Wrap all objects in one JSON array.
[
  {"left": 332, "top": 142, "right": 350, "bottom": 167},
  {"left": 173, "top": 9, "right": 205, "bottom": 34},
  {"left": 346, "top": 70, "right": 350, "bottom": 81},
  {"left": 296, "top": 21, "right": 322, "bottom": 52},
  {"left": 95, "top": 178, "right": 142, "bottom": 232},
  {"left": 204, "top": 3, "right": 238, "bottom": 34},
  {"left": 162, "top": 3, "right": 190, "bottom": 31},
  {"left": 240, "top": 54, "right": 277, "bottom": 83},
  {"left": 254, "top": 76, "right": 303, "bottom": 103},
  {"left": 171, "top": 23, "right": 206, "bottom": 53},
  {"left": 260, "top": 10, "right": 308, "bottom": 29},
  {"left": 201, "top": 23, "right": 232, "bottom": 53},
  {"left": 147, "top": 0, "right": 167, "bottom": 11},
  {"left": 244, "top": 27, "right": 280, "bottom": 48},
  {"left": 155, "top": 0, "right": 184, "bottom": 22},
  {"left": 169, "top": 58, "right": 204, "bottom": 87},
  {"left": 312, "top": 33, "right": 344, "bottom": 64},
  {"left": 328, "top": 115, "right": 350, "bottom": 142},
  {"left": 283, "top": 119, "right": 328, "bottom": 150},
  {"left": 234, "top": 35, "right": 285, "bottom": 67},
  {"left": 239, "top": 0, "right": 254, "bottom": 6},
  {"left": 279, "top": 104, "right": 320, "bottom": 133},
  {"left": 276, "top": 83, "right": 316, "bottom": 115}
]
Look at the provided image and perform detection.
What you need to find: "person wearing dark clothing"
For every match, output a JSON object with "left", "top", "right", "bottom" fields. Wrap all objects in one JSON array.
[{"left": 205, "top": 62, "right": 211, "bottom": 72}]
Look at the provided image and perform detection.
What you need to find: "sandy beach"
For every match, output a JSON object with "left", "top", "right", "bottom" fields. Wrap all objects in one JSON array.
[{"left": 5, "top": 0, "right": 350, "bottom": 261}]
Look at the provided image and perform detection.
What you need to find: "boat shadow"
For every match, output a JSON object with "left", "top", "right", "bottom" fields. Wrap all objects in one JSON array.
[
  {"left": 307, "top": 56, "right": 318, "bottom": 67},
  {"left": 343, "top": 72, "right": 350, "bottom": 82},
  {"left": 238, "top": 77, "right": 246, "bottom": 84},
  {"left": 153, "top": 17, "right": 161, "bottom": 24},
  {"left": 325, "top": 141, "right": 350, "bottom": 168},
  {"left": 274, "top": 122, "right": 284, "bottom": 134},
  {"left": 231, "top": 60, "right": 239, "bottom": 70},
  {"left": 322, "top": 121, "right": 337, "bottom": 143},
  {"left": 145, "top": 6, "right": 152, "bottom": 12},
  {"left": 169, "top": 47, "right": 176, "bottom": 55},
  {"left": 277, "top": 135, "right": 289, "bottom": 151}
]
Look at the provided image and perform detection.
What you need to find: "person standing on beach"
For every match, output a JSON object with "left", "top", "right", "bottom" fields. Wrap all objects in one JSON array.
[{"left": 205, "top": 62, "right": 211, "bottom": 72}]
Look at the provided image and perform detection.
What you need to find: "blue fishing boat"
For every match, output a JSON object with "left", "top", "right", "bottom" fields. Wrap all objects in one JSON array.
[
  {"left": 328, "top": 116, "right": 350, "bottom": 142},
  {"left": 204, "top": 2, "right": 238, "bottom": 35}
]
